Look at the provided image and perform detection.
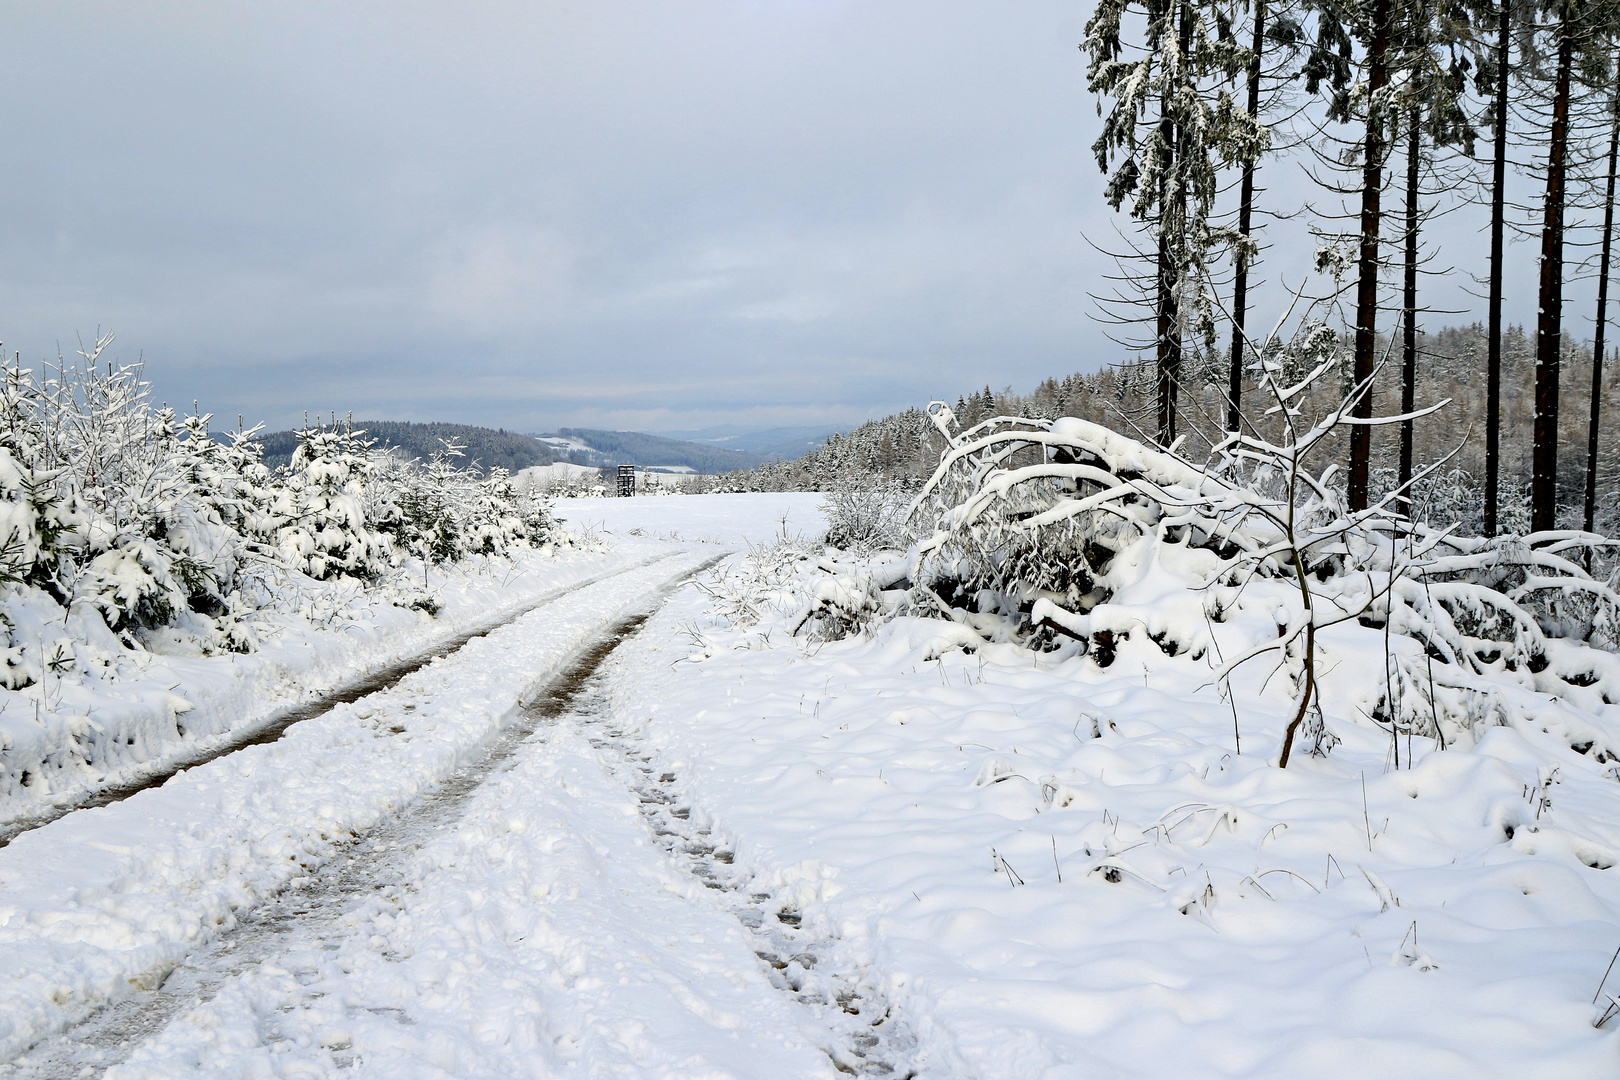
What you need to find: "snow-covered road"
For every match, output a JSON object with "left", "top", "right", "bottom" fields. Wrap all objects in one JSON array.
[
  {"left": 0, "top": 547, "right": 751, "bottom": 1076},
  {"left": 71, "top": 639, "right": 861, "bottom": 1079}
]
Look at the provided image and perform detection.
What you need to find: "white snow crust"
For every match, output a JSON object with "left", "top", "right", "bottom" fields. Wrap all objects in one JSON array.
[
  {"left": 99, "top": 724, "right": 842, "bottom": 1080},
  {"left": 550, "top": 493, "right": 824, "bottom": 547}
]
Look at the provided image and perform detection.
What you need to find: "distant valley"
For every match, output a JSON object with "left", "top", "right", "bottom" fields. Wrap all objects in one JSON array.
[{"left": 254, "top": 421, "right": 833, "bottom": 476}]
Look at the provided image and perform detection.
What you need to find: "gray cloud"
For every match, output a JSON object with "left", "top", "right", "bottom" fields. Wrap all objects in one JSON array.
[{"left": 0, "top": 2, "right": 1562, "bottom": 434}]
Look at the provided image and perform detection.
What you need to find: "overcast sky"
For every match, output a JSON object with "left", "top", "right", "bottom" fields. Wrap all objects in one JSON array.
[{"left": 0, "top": 2, "right": 1563, "bottom": 435}]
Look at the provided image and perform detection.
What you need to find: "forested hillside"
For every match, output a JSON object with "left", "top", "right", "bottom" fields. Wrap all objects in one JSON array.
[
  {"left": 550, "top": 428, "right": 770, "bottom": 473},
  {"left": 720, "top": 323, "right": 1620, "bottom": 535},
  {"left": 261, "top": 421, "right": 555, "bottom": 473}
]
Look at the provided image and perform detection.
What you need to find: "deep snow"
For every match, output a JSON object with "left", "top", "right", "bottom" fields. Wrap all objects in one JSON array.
[
  {"left": 3, "top": 492, "right": 1618, "bottom": 1079},
  {"left": 550, "top": 492, "right": 824, "bottom": 549}
]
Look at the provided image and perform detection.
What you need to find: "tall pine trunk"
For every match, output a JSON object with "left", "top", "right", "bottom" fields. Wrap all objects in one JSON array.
[
  {"left": 1155, "top": 11, "right": 1180, "bottom": 445},
  {"left": 1349, "top": 0, "right": 1391, "bottom": 512},
  {"left": 1156, "top": 226, "right": 1180, "bottom": 445},
  {"left": 1532, "top": 10, "right": 1574, "bottom": 533},
  {"left": 1585, "top": 79, "right": 1619, "bottom": 534},
  {"left": 1400, "top": 105, "right": 1420, "bottom": 503},
  {"left": 1485, "top": 1, "right": 1510, "bottom": 536},
  {"left": 1156, "top": 2, "right": 1194, "bottom": 446},
  {"left": 1228, "top": 0, "right": 1266, "bottom": 434}
]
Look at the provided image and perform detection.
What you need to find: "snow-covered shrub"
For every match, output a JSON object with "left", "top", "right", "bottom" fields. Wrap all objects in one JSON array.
[
  {"left": 466, "top": 468, "right": 531, "bottom": 554},
  {"left": 512, "top": 477, "right": 563, "bottom": 546},
  {"left": 900, "top": 318, "right": 1619, "bottom": 767},
  {"left": 696, "top": 537, "right": 911, "bottom": 650},
  {"left": 0, "top": 335, "right": 580, "bottom": 661},
  {"left": 375, "top": 439, "right": 467, "bottom": 565},
  {"left": 74, "top": 539, "right": 189, "bottom": 633},
  {"left": 370, "top": 441, "right": 554, "bottom": 564},
  {"left": 819, "top": 477, "right": 911, "bottom": 552}
]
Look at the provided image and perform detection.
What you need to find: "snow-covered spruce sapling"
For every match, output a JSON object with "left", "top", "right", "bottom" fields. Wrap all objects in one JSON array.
[{"left": 270, "top": 420, "right": 389, "bottom": 582}]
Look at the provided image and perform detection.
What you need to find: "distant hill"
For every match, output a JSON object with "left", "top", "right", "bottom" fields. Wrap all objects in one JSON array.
[
  {"left": 255, "top": 421, "right": 797, "bottom": 477},
  {"left": 258, "top": 421, "right": 556, "bottom": 473},
  {"left": 656, "top": 424, "right": 836, "bottom": 461},
  {"left": 538, "top": 428, "right": 769, "bottom": 473}
]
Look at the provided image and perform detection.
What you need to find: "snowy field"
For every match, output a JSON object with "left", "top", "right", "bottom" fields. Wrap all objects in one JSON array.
[
  {"left": 550, "top": 492, "right": 824, "bottom": 547},
  {"left": 622, "top": 580, "right": 1620, "bottom": 1077},
  {"left": 4, "top": 492, "right": 1620, "bottom": 1079}
]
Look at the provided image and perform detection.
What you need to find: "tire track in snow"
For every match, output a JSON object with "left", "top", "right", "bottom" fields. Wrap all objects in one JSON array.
[
  {"left": 0, "top": 554, "right": 727, "bottom": 1080},
  {"left": 577, "top": 642, "right": 928, "bottom": 1077},
  {"left": 0, "top": 553, "right": 678, "bottom": 850}
]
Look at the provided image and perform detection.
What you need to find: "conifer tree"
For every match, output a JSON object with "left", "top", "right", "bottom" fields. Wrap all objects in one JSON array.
[
  {"left": 1392, "top": 0, "right": 1474, "bottom": 500},
  {"left": 1085, "top": 0, "right": 1258, "bottom": 444},
  {"left": 1524, "top": 0, "right": 1620, "bottom": 530},
  {"left": 1469, "top": 0, "right": 1517, "bottom": 535}
]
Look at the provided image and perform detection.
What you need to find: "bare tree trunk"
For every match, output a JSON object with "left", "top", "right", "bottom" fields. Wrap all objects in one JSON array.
[
  {"left": 1156, "top": 2, "right": 1194, "bottom": 446},
  {"left": 1400, "top": 104, "right": 1420, "bottom": 503},
  {"left": 1155, "top": 16, "right": 1180, "bottom": 445},
  {"left": 1228, "top": 0, "right": 1266, "bottom": 434},
  {"left": 1586, "top": 81, "right": 1619, "bottom": 534},
  {"left": 1533, "top": 11, "right": 1574, "bottom": 533},
  {"left": 1349, "top": 0, "right": 1391, "bottom": 512},
  {"left": 1156, "top": 233, "right": 1180, "bottom": 444},
  {"left": 1486, "top": 1, "right": 1510, "bottom": 536}
]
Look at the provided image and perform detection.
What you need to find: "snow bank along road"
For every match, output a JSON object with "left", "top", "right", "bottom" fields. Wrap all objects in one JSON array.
[
  {"left": 0, "top": 549, "right": 746, "bottom": 1075},
  {"left": 0, "top": 551, "right": 679, "bottom": 850},
  {"left": 0, "top": 540, "right": 678, "bottom": 831}
]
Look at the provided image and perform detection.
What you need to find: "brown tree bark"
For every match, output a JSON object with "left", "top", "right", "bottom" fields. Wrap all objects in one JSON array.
[
  {"left": 1155, "top": 5, "right": 1181, "bottom": 445},
  {"left": 1400, "top": 104, "right": 1420, "bottom": 503},
  {"left": 1156, "top": 2, "right": 1195, "bottom": 446},
  {"left": 1585, "top": 77, "right": 1619, "bottom": 534}
]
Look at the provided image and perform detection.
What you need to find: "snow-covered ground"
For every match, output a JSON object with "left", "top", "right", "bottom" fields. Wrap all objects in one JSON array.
[
  {"left": 0, "top": 541, "right": 662, "bottom": 820},
  {"left": 4, "top": 492, "right": 1619, "bottom": 1079},
  {"left": 0, "top": 548, "right": 722, "bottom": 1069},
  {"left": 620, "top": 580, "right": 1620, "bottom": 1078},
  {"left": 550, "top": 492, "right": 823, "bottom": 548}
]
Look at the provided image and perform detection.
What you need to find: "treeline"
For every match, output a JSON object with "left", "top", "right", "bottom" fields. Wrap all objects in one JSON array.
[
  {"left": 1080, "top": 0, "right": 1620, "bottom": 536},
  {"left": 261, "top": 421, "right": 556, "bottom": 474},
  {"left": 719, "top": 321, "right": 1620, "bottom": 535}
]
